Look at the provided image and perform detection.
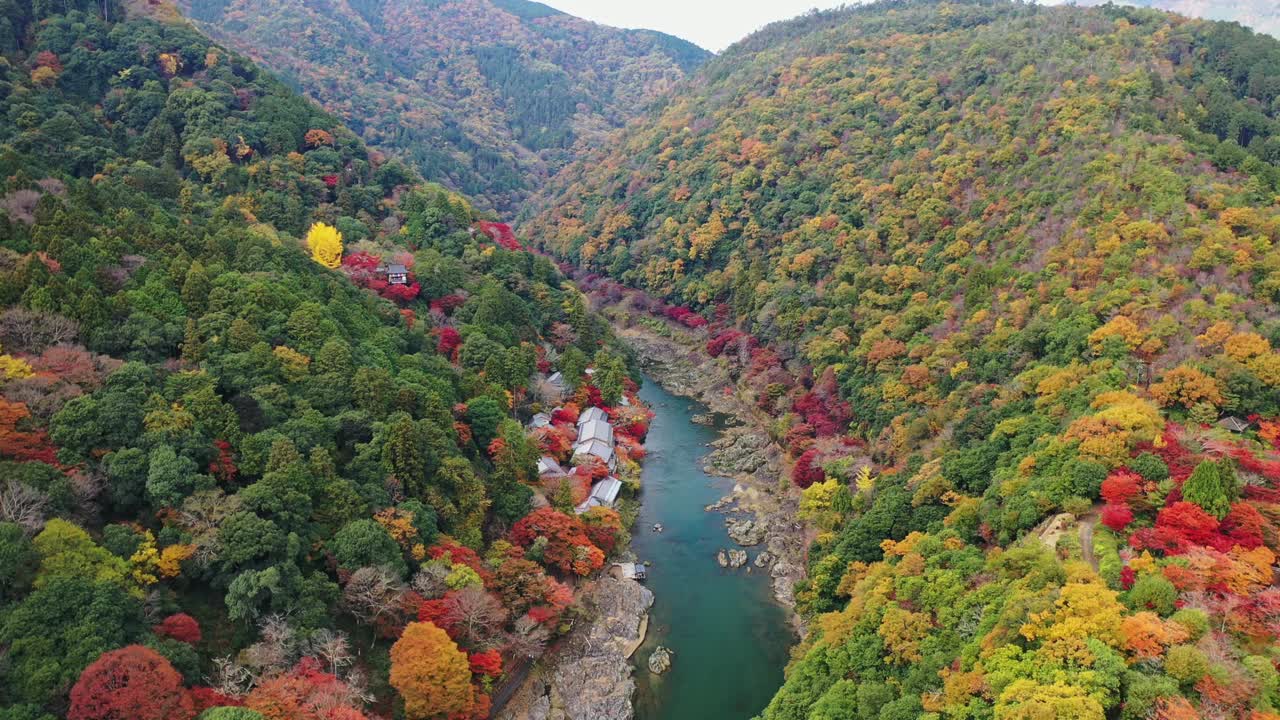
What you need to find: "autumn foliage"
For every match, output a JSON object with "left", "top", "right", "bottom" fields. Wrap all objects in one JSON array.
[
  {"left": 390, "top": 622, "right": 474, "bottom": 719},
  {"left": 468, "top": 649, "right": 503, "bottom": 678},
  {"left": 305, "top": 222, "right": 343, "bottom": 269},
  {"left": 154, "top": 613, "right": 202, "bottom": 644},
  {"left": 792, "top": 448, "right": 824, "bottom": 489},
  {"left": 245, "top": 658, "right": 369, "bottom": 720},
  {"left": 476, "top": 221, "right": 521, "bottom": 250},
  {"left": 68, "top": 646, "right": 195, "bottom": 720},
  {"left": 341, "top": 251, "right": 421, "bottom": 304},
  {"left": 0, "top": 398, "right": 59, "bottom": 464},
  {"left": 1100, "top": 503, "right": 1133, "bottom": 532},
  {"left": 510, "top": 507, "right": 606, "bottom": 576}
]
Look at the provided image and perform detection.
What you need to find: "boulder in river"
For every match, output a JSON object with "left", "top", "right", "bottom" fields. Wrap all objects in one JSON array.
[
  {"left": 726, "top": 517, "right": 767, "bottom": 546},
  {"left": 648, "top": 646, "right": 674, "bottom": 675},
  {"left": 705, "top": 495, "right": 735, "bottom": 512},
  {"left": 727, "top": 549, "right": 748, "bottom": 568},
  {"left": 716, "top": 549, "right": 729, "bottom": 568},
  {"left": 754, "top": 551, "right": 774, "bottom": 568},
  {"left": 706, "top": 429, "right": 773, "bottom": 475}
]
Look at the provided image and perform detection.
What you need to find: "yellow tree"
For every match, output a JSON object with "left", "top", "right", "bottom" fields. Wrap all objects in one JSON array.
[
  {"left": 390, "top": 621, "right": 474, "bottom": 719},
  {"left": 1150, "top": 365, "right": 1224, "bottom": 410},
  {"left": 306, "top": 222, "right": 343, "bottom": 269},
  {"left": 688, "top": 212, "right": 726, "bottom": 261},
  {"left": 995, "top": 680, "right": 1105, "bottom": 720},
  {"left": 0, "top": 342, "right": 33, "bottom": 382},
  {"left": 1087, "top": 315, "right": 1144, "bottom": 353},
  {"left": 1019, "top": 565, "right": 1123, "bottom": 663},
  {"left": 878, "top": 604, "right": 933, "bottom": 664}
]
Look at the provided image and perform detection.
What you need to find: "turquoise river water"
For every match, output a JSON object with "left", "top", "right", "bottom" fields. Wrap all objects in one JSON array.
[{"left": 630, "top": 377, "right": 795, "bottom": 720}]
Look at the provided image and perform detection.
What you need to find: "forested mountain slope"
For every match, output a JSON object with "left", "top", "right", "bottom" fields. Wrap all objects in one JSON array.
[
  {"left": 0, "top": 1, "right": 643, "bottom": 718},
  {"left": 524, "top": 1, "right": 1280, "bottom": 717},
  {"left": 1071, "top": 0, "right": 1280, "bottom": 39},
  {"left": 172, "top": 0, "right": 710, "bottom": 214}
]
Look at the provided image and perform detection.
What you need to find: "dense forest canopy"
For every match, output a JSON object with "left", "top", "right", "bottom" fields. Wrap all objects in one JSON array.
[
  {"left": 171, "top": 0, "right": 711, "bottom": 214},
  {"left": 7, "top": 0, "right": 1280, "bottom": 718},
  {"left": 523, "top": 1, "right": 1280, "bottom": 717},
  {"left": 0, "top": 1, "right": 646, "bottom": 718}
]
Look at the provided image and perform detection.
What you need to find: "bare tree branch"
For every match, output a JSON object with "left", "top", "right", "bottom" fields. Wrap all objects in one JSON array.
[
  {"left": 342, "top": 566, "right": 408, "bottom": 628},
  {"left": 0, "top": 480, "right": 49, "bottom": 533},
  {"left": 444, "top": 585, "right": 507, "bottom": 650}
]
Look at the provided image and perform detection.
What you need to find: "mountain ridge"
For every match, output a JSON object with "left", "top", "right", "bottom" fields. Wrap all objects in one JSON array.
[{"left": 174, "top": 0, "right": 711, "bottom": 214}]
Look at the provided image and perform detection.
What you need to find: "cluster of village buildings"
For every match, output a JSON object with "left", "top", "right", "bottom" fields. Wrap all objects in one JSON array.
[{"left": 529, "top": 372, "right": 625, "bottom": 514}]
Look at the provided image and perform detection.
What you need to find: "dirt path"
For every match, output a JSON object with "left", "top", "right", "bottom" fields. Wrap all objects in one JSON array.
[{"left": 1079, "top": 516, "right": 1098, "bottom": 572}]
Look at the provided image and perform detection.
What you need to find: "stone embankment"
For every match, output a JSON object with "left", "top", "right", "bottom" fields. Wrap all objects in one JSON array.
[{"left": 496, "top": 577, "right": 653, "bottom": 720}]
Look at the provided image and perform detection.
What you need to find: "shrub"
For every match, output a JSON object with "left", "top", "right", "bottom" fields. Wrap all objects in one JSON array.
[
  {"left": 1126, "top": 574, "right": 1178, "bottom": 615},
  {"left": 154, "top": 613, "right": 202, "bottom": 644},
  {"left": 1119, "top": 671, "right": 1180, "bottom": 720},
  {"left": 1168, "top": 608, "right": 1209, "bottom": 641},
  {"left": 1164, "top": 645, "right": 1209, "bottom": 684},
  {"left": 1130, "top": 453, "right": 1169, "bottom": 483},
  {"left": 792, "top": 448, "right": 824, "bottom": 489},
  {"left": 1101, "top": 504, "right": 1134, "bottom": 532}
]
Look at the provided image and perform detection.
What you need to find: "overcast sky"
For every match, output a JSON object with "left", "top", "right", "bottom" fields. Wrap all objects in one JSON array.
[{"left": 542, "top": 1, "right": 853, "bottom": 52}]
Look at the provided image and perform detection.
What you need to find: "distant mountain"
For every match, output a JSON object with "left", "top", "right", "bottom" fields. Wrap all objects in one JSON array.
[
  {"left": 175, "top": 0, "right": 711, "bottom": 213},
  {"left": 1069, "top": 0, "right": 1279, "bottom": 38}
]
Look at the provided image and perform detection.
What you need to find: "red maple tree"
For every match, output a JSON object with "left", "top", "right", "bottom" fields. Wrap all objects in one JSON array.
[
  {"left": 68, "top": 646, "right": 195, "bottom": 720},
  {"left": 154, "top": 613, "right": 202, "bottom": 644},
  {"left": 468, "top": 649, "right": 503, "bottom": 678},
  {"left": 792, "top": 448, "right": 824, "bottom": 489}
]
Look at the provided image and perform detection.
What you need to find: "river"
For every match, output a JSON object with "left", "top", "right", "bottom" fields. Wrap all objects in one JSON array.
[{"left": 630, "top": 377, "right": 795, "bottom": 720}]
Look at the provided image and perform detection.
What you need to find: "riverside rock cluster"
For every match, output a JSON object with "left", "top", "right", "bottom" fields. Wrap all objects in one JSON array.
[{"left": 497, "top": 578, "right": 654, "bottom": 720}]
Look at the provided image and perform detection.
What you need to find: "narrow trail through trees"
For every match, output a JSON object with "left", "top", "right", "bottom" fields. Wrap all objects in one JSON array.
[{"left": 1079, "top": 515, "right": 1098, "bottom": 572}]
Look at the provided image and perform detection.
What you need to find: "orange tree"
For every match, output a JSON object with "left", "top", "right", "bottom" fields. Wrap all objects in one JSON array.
[{"left": 389, "top": 621, "right": 474, "bottom": 718}]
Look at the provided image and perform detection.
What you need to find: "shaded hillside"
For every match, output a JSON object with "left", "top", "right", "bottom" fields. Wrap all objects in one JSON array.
[
  {"left": 0, "top": 1, "right": 645, "bottom": 718},
  {"left": 174, "top": 0, "right": 711, "bottom": 213},
  {"left": 523, "top": 1, "right": 1280, "bottom": 717}
]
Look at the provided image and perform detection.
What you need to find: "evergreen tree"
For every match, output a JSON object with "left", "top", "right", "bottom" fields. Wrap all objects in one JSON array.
[{"left": 1181, "top": 460, "right": 1235, "bottom": 519}]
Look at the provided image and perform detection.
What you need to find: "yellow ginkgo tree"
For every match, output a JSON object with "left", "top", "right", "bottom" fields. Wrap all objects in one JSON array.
[
  {"left": 0, "top": 342, "right": 33, "bottom": 383},
  {"left": 306, "top": 222, "right": 343, "bottom": 268}
]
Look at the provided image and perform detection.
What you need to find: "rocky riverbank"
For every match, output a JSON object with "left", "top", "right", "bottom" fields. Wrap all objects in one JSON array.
[
  {"left": 613, "top": 323, "right": 808, "bottom": 632},
  {"left": 496, "top": 577, "right": 654, "bottom": 720}
]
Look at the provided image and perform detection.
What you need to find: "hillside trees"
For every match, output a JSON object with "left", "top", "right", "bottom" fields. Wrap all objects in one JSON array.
[
  {"left": 520, "top": 1, "right": 1280, "bottom": 718},
  {"left": 171, "top": 0, "right": 710, "bottom": 213},
  {"left": 0, "top": 1, "right": 644, "bottom": 717}
]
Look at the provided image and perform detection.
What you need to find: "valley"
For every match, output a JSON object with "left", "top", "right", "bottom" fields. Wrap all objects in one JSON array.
[
  {"left": 3, "top": 1, "right": 1280, "bottom": 719},
  {"left": 172, "top": 0, "right": 709, "bottom": 214}
]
